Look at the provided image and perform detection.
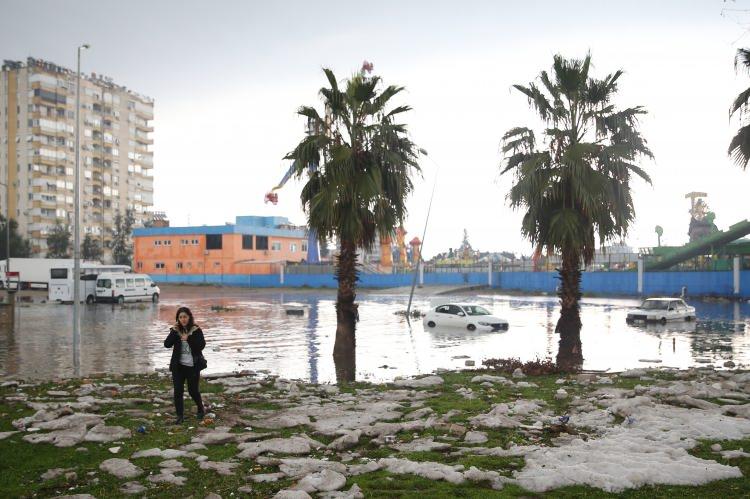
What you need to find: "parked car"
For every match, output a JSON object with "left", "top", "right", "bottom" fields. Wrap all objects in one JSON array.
[
  {"left": 95, "top": 272, "right": 160, "bottom": 304},
  {"left": 423, "top": 303, "right": 509, "bottom": 331},
  {"left": 625, "top": 298, "right": 696, "bottom": 324}
]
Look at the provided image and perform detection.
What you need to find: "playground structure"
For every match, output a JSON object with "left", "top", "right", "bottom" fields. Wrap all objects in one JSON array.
[
  {"left": 517, "top": 192, "right": 750, "bottom": 273},
  {"left": 645, "top": 193, "right": 750, "bottom": 271},
  {"left": 645, "top": 220, "right": 750, "bottom": 271}
]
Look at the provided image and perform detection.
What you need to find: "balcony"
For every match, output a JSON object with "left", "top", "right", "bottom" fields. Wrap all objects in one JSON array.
[
  {"left": 32, "top": 125, "right": 71, "bottom": 137},
  {"left": 134, "top": 144, "right": 152, "bottom": 156},
  {"left": 134, "top": 155, "right": 153, "bottom": 167},
  {"left": 31, "top": 197, "right": 57, "bottom": 209},
  {"left": 134, "top": 105, "right": 154, "bottom": 121},
  {"left": 134, "top": 121, "right": 154, "bottom": 133},
  {"left": 134, "top": 136, "right": 153, "bottom": 148},
  {"left": 33, "top": 155, "right": 59, "bottom": 167}
]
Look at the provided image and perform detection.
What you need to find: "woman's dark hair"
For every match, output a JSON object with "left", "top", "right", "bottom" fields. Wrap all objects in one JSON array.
[{"left": 175, "top": 306, "right": 195, "bottom": 331}]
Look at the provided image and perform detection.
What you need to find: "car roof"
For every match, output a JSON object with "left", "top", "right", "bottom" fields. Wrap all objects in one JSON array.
[{"left": 434, "top": 303, "right": 481, "bottom": 308}]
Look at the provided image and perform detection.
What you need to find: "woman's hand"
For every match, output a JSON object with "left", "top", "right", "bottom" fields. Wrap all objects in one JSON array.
[{"left": 179, "top": 332, "right": 189, "bottom": 341}]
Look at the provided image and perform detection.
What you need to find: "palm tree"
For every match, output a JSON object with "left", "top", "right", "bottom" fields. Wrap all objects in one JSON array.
[
  {"left": 285, "top": 65, "right": 420, "bottom": 379},
  {"left": 729, "top": 48, "right": 750, "bottom": 169},
  {"left": 501, "top": 54, "right": 653, "bottom": 370}
]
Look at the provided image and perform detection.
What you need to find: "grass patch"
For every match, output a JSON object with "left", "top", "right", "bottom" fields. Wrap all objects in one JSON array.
[{"left": 0, "top": 369, "right": 748, "bottom": 497}]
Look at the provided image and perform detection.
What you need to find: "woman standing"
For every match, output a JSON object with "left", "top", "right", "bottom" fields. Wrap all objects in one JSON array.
[{"left": 164, "top": 306, "right": 206, "bottom": 424}]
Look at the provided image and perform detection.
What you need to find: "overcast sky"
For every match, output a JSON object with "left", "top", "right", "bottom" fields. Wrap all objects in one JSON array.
[{"left": 2, "top": 0, "right": 749, "bottom": 258}]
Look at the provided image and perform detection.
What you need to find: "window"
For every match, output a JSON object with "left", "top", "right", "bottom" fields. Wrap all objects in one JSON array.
[
  {"left": 154, "top": 240, "right": 161, "bottom": 246},
  {"left": 214, "top": 262, "right": 221, "bottom": 267},
  {"left": 126, "top": 278, "right": 135, "bottom": 288},
  {"left": 242, "top": 235, "right": 253, "bottom": 250},
  {"left": 50, "top": 268, "right": 68, "bottom": 279},
  {"left": 137, "top": 262, "right": 143, "bottom": 269},
  {"left": 135, "top": 278, "right": 145, "bottom": 287},
  {"left": 97, "top": 279, "right": 111, "bottom": 289},
  {"left": 115, "top": 279, "right": 125, "bottom": 287},
  {"left": 155, "top": 262, "right": 165, "bottom": 269},
  {"left": 301, "top": 242, "right": 308, "bottom": 252},
  {"left": 192, "top": 239, "right": 199, "bottom": 245},
  {"left": 164, "top": 240, "right": 171, "bottom": 246},
  {"left": 436, "top": 305, "right": 464, "bottom": 315},
  {"left": 176, "top": 262, "right": 183, "bottom": 270},
  {"left": 271, "top": 242, "right": 281, "bottom": 251},
  {"left": 206, "top": 234, "right": 222, "bottom": 250},
  {"left": 290, "top": 243, "right": 297, "bottom": 252},
  {"left": 256, "top": 236, "right": 269, "bottom": 250}
]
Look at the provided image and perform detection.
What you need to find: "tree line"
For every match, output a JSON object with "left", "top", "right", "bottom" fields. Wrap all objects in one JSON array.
[{"left": 1, "top": 209, "right": 135, "bottom": 265}]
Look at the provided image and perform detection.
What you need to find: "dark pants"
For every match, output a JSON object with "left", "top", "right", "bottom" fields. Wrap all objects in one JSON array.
[{"left": 172, "top": 364, "right": 204, "bottom": 416}]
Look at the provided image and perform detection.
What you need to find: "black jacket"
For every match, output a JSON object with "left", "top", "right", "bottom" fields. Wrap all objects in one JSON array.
[{"left": 164, "top": 325, "right": 206, "bottom": 372}]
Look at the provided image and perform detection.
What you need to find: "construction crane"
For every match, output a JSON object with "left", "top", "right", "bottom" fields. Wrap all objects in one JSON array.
[{"left": 265, "top": 160, "right": 320, "bottom": 263}]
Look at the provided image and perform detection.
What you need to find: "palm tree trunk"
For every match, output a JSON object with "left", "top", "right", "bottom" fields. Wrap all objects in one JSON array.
[
  {"left": 555, "top": 246, "right": 583, "bottom": 371},
  {"left": 333, "top": 239, "right": 358, "bottom": 382}
]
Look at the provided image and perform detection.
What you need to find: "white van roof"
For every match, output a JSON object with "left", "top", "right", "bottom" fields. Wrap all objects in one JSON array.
[{"left": 98, "top": 272, "right": 153, "bottom": 279}]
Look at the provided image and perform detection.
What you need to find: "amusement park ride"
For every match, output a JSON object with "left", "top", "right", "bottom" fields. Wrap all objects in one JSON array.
[
  {"left": 646, "top": 192, "right": 750, "bottom": 271},
  {"left": 525, "top": 191, "right": 750, "bottom": 272},
  {"left": 264, "top": 161, "right": 320, "bottom": 264}
]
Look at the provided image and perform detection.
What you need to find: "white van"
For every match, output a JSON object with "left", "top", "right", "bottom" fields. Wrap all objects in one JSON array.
[
  {"left": 49, "top": 263, "right": 131, "bottom": 303},
  {"left": 95, "top": 273, "right": 160, "bottom": 304}
]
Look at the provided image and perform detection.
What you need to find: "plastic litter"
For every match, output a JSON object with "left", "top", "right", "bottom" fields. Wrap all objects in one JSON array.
[
  {"left": 558, "top": 415, "right": 570, "bottom": 425},
  {"left": 136, "top": 425, "right": 147, "bottom": 434}
]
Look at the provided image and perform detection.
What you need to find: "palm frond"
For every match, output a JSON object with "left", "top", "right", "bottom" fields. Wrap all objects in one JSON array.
[
  {"left": 730, "top": 87, "right": 750, "bottom": 118},
  {"left": 512, "top": 83, "right": 554, "bottom": 120},
  {"left": 736, "top": 48, "right": 750, "bottom": 73},
  {"left": 729, "top": 124, "right": 750, "bottom": 170}
]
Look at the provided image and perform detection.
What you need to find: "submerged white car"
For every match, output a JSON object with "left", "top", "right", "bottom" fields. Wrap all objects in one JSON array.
[
  {"left": 626, "top": 298, "right": 696, "bottom": 324},
  {"left": 423, "top": 303, "right": 509, "bottom": 331}
]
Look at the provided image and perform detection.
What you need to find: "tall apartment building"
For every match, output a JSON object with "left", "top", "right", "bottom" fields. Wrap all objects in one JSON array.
[{"left": 0, "top": 57, "right": 154, "bottom": 259}]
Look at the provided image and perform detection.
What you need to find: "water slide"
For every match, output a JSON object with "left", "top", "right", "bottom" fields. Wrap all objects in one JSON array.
[{"left": 645, "top": 220, "right": 750, "bottom": 271}]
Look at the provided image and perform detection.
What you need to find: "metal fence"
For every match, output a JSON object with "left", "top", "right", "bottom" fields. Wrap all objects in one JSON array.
[{"left": 284, "top": 254, "right": 750, "bottom": 275}]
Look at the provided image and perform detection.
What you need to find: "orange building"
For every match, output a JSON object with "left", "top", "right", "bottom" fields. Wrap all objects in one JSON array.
[{"left": 133, "top": 216, "right": 308, "bottom": 275}]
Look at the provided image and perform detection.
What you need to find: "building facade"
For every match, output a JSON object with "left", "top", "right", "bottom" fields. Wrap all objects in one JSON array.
[
  {"left": 0, "top": 57, "right": 154, "bottom": 258},
  {"left": 132, "top": 216, "right": 309, "bottom": 276}
]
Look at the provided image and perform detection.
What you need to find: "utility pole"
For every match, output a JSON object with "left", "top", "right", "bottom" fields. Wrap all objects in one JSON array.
[
  {"left": 73, "top": 43, "right": 90, "bottom": 376},
  {"left": 1, "top": 179, "right": 12, "bottom": 301}
]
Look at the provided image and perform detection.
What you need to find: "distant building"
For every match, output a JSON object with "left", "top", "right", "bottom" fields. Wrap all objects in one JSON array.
[
  {"left": 0, "top": 57, "right": 154, "bottom": 259},
  {"left": 132, "top": 216, "right": 308, "bottom": 275}
]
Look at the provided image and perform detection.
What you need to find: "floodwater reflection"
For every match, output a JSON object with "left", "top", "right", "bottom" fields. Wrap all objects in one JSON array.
[{"left": 0, "top": 288, "right": 749, "bottom": 382}]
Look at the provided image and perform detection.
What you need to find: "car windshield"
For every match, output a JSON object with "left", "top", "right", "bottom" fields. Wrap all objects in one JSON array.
[
  {"left": 640, "top": 300, "right": 669, "bottom": 310},
  {"left": 462, "top": 305, "right": 491, "bottom": 316}
]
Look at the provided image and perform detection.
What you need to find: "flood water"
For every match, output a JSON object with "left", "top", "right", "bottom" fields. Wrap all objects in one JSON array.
[{"left": 1, "top": 286, "right": 749, "bottom": 383}]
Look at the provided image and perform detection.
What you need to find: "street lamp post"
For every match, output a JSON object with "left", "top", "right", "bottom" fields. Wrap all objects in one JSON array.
[
  {"left": 73, "top": 43, "right": 90, "bottom": 376},
  {"left": 0, "top": 180, "right": 9, "bottom": 297},
  {"left": 406, "top": 148, "right": 436, "bottom": 317}
]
